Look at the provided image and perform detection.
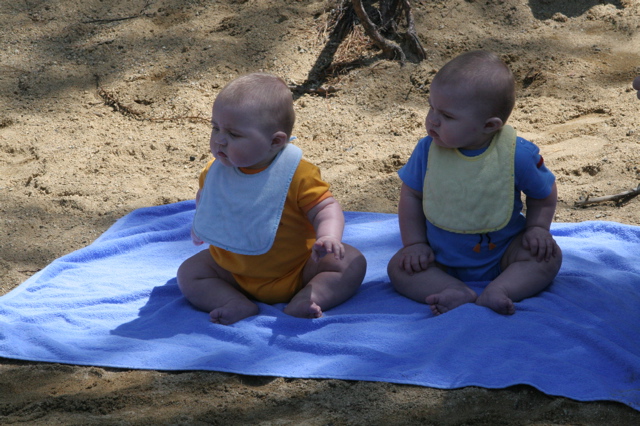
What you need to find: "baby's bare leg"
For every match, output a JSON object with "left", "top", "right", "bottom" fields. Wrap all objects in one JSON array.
[
  {"left": 177, "top": 250, "right": 259, "bottom": 325},
  {"left": 387, "top": 250, "right": 477, "bottom": 315},
  {"left": 476, "top": 234, "right": 562, "bottom": 315},
  {"left": 284, "top": 244, "right": 366, "bottom": 318}
]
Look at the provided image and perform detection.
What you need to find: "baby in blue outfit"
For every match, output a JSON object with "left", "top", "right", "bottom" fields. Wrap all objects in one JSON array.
[{"left": 387, "top": 50, "right": 562, "bottom": 315}]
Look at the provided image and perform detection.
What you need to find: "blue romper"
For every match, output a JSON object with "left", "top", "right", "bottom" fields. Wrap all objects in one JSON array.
[{"left": 398, "top": 134, "right": 555, "bottom": 282}]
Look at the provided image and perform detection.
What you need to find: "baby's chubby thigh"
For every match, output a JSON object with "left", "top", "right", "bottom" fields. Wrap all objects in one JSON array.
[
  {"left": 492, "top": 231, "right": 562, "bottom": 303},
  {"left": 299, "top": 243, "right": 367, "bottom": 307},
  {"left": 500, "top": 232, "right": 533, "bottom": 268},
  {"left": 302, "top": 243, "right": 367, "bottom": 284},
  {"left": 499, "top": 231, "right": 561, "bottom": 271}
]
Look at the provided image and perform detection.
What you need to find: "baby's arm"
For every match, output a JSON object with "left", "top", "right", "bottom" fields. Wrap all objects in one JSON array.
[
  {"left": 307, "top": 196, "right": 345, "bottom": 262},
  {"left": 397, "top": 183, "right": 435, "bottom": 273},
  {"left": 633, "top": 76, "right": 640, "bottom": 99},
  {"left": 523, "top": 182, "right": 559, "bottom": 261}
]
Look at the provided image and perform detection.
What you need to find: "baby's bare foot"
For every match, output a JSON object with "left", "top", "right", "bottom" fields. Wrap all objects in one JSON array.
[
  {"left": 476, "top": 288, "right": 515, "bottom": 315},
  {"left": 209, "top": 299, "right": 259, "bottom": 325},
  {"left": 425, "top": 287, "right": 477, "bottom": 316},
  {"left": 283, "top": 299, "right": 323, "bottom": 319}
]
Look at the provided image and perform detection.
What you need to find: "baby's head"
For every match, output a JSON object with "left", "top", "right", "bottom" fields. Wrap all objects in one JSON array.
[
  {"left": 215, "top": 73, "right": 295, "bottom": 138},
  {"left": 210, "top": 73, "right": 295, "bottom": 169},
  {"left": 432, "top": 50, "right": 516, "bottom": 124}
]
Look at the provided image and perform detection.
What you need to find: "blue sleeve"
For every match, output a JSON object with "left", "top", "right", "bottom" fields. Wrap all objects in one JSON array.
[
  {"left": 398, "top": 136, "right": 432, "bottom": 192},
  {"left": 514, "top": 138, "right": 556, "bottom": 200}
]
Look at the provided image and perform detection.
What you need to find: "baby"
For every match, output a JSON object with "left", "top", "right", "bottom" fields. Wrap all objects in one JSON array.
[
  {"left": 178, "top": 73, "right": 366, "bottom": 325},
  {"left": 387, "top": 50, "right": 562, "bottom": 315}
]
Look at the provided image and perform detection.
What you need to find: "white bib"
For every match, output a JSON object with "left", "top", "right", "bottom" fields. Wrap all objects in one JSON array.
[{"left": 192, "top": 144, "right": 303, "bottom": 255}]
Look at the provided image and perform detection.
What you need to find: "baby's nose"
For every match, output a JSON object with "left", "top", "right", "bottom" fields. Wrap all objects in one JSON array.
[{"left": 211, "top": 134, "right": 226, "bottom": 146}]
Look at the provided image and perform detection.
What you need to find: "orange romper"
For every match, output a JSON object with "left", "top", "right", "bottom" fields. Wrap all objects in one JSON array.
[{"left": 199, "top": 158, "right": 332, "bottom": 304}]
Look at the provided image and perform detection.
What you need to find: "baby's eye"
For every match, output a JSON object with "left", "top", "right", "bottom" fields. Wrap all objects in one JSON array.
[{"left": 228, "top": 132, "right": 240, "bottom": 138}]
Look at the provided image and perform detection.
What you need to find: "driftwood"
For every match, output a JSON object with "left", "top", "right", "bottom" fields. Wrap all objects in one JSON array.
[
  {"left": 574, "top": 184, "right": 640, "bottom": 207},
  {"left": 352, "top": 0, "right": 426, "bottom": 62},
  {"left": 293, "top": 0, "right": 425, "bottom": 99},
  {"left": 352, "top": 0, "right": 405, "bottom": 61}
]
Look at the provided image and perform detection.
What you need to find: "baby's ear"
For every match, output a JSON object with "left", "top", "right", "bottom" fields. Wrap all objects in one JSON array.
[
  {"left": 483, "top": 117, "right": 504, "bottom": 134},
  {"left": 271, "top": 131, "right": 289, "bottom": 148}
]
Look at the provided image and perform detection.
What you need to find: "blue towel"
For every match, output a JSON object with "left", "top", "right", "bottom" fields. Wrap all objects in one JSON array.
[{"left": 0, "top": 201, "right": 638, "bottom": 411}]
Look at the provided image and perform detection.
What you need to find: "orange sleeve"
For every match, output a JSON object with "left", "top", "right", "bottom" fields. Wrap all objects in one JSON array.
[
  {"left": 294, "top": 159, "right": 332, "bottom": 214},
  {"left": 301, "top": 191, "right": 333, "bottom": 215},
  {"left": 199, "top": 159, "right": 215, "bottom": 190}
]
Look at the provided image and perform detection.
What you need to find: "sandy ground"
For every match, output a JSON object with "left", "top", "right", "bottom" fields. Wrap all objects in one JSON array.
[{"left": 2, "top": 0, "right": 640, "bottom": 423}]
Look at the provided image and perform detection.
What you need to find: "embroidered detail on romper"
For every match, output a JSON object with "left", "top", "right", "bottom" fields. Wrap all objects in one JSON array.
[{"left": 473, "top": 233, "right": 497, "bottom": 253}]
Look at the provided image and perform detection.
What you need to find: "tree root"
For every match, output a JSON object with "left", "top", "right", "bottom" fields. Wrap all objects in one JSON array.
[{"left": 293, "top": 0, "right": 426, "bottom": 99}]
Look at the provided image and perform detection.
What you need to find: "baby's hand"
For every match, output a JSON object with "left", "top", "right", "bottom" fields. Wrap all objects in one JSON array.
[
  {"left": 522, "top": 226, "right": 558, "bottom": 262},
  {"left": 312, "top": 236, "right": 345, "bottom": 262},
  {"left": 399, "top": 242, "right": 434, "bottom": 274},
  {"left": 190, "top": 227, "right": 204, "bottom": 246}
]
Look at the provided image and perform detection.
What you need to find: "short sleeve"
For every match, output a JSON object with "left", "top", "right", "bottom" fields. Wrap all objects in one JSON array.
[
  {"left": 398, "top": 136, "right": 431, "bottom": 192},
  {"left": 199, "top": 159, "right": 215, "bottom": 189},
  {"left": 292, "top": 159, "right": 331, "bottom": 211},
  {"left": 514, "top": 138, "right": 556, "bottom": 200}
]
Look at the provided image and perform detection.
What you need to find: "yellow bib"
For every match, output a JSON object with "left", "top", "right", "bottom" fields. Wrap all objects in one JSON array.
[{"left": 423, "top": 125, "right": 516, "bottom": 234}]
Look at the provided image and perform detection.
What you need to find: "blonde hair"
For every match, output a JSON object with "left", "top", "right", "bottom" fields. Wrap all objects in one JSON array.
[
  {"left": 215, "top": 73, "right": 295, "bottom": 137},
  {"left": 433, "top": 50, "right": 516, "bottom": 123}
]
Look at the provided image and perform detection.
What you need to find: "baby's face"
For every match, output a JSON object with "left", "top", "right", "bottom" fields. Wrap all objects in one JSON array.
[
  {"left": 425, "top": 82, "right": 493, "bottom": 150},
  {"left": 209, "top": 101, "right": 280, "bottom": 169}
]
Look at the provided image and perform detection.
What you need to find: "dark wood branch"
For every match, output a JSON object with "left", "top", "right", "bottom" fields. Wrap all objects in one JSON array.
[
  {"left": 352, "top": 0, "right": 405, "bottom": 61},
  {"left": 380, "top": 0, "right": 402, "bottom": 33},
  {"left": 401, "top": 0, "right": 426, "bottom": 60},
  {"left": 574, "top": 184, "right": 640, "bottom": 207}
]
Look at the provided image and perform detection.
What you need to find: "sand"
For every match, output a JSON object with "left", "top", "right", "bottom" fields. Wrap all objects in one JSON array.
[{"left": 1, "top": 0, "right": 640, "bottom": 423}]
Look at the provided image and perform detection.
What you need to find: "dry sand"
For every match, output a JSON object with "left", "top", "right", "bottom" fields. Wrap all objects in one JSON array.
[{"left": 1, "top": 0, "right": 640, "bottom": 423}]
